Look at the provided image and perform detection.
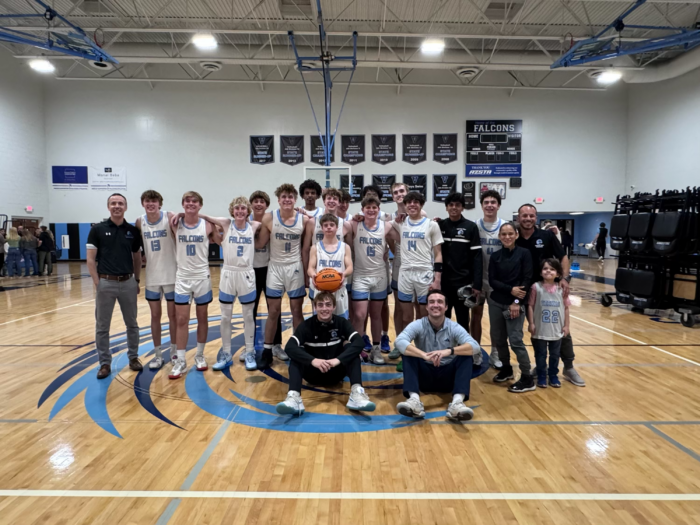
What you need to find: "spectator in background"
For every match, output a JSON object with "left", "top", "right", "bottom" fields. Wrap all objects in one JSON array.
[
  {"left": 0, "top": 228, "right": 5, "bottom": 277},
  {"left": 38, "top": 226, "right": 55, "bottom": 276},
  {"left": 5, "top": 227, "right": 22, "bottom": 278},
  {"left": 20, "top": 229, "right": 39, "bottom": 277},
  {"left": 561, "top": 229, "right": 574, "bottom": 258},
  {"left": 592, "top": 223, "right": 608, "bottom": 261}
]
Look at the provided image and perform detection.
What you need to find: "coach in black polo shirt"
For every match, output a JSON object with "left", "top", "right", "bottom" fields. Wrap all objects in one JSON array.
[
  {"left": 516, "top": 204, "right": 585, "bottom": 387},
  {"left": 438, "top": 192, "right": 482, "bottom": 338},
  {"left": 86, "top": 193, "right": 143, "bottom": 379}
]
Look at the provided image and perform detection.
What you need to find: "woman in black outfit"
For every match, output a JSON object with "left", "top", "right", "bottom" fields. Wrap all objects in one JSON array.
[
  {"left": 593, "top": 222, "right": 608, "bottom": 260},
  {"left": 488, "top": 222, "right": 534, "bottom": 393}
]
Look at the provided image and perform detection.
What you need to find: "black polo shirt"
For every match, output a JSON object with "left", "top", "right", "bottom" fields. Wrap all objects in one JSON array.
[
  {"left": 438, "top": 216, "right": 483, "bottom": 289},
  {"left": 87, "top": 219, "right": 141, "bottom": 275},
  {"left": 516, "top": 227, "right": 565, "bottom": 277}
]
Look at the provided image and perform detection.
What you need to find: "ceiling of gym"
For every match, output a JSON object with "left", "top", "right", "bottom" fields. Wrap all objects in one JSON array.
[{"left": 3, "top": 0, "right": 700, "bottom": 91}]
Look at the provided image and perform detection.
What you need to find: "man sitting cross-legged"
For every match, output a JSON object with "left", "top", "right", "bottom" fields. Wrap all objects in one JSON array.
[
  {"left": 394, "top": 289, "right": 481, "bottom": 421},
  {"left": 276, "top": 292, "right": 375, "bottom": 416}
]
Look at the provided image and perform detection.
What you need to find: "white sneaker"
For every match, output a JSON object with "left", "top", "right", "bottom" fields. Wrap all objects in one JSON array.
[
  {"left": 212, "top": 353, "right": 232, "bottom": 371},
  {"left": 346, "top": 385, "right": 376, "bottom": 412},
  {"left": 244, "top": 352, "right": 257, "bottom": 371},
  {"left": 168, "top": 359, "right": 188, "bottom": 379},
  {"left": 369, "top": 346, "right": 385, "bottom": 365},
  {"left": 272, "top": 344, "right": 289, "bottom": 361},
  {"left": 194, "top": 354, "right": 208, "bottom": 371},
  {"left": 472, "top": 348, "right": 483, "bottom": 367},
  {"left": 598, "top": 256, "right": 604, "bottom": 261},
  {"left": 276, "top": 391, "right": 305, "bottom": 416},
  {"left": 396, "top": 397, "right": 425, "bottom": 419},
  {"left": 489, "top": 352, "right": 503, "bottom": 369},
  {"left": 446, "top": 401, "right": 474, "bottom": 421},
  {"left": 149, "top": 357, "right": 164, "bottom": 370}
]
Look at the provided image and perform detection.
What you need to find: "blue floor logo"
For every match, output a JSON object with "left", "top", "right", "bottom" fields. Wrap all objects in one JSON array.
[{"left": 38, "top": 315, "right": 488, "bottom": 437}]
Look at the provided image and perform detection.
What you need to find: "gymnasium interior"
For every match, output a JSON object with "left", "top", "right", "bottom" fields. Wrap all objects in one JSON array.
[{"left": 1, "top": 0, "right": 700, "bottom": 523}]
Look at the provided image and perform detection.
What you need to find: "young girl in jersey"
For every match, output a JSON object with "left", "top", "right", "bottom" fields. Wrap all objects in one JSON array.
[{"left": 527, "top": 258, "right": 570, "bottom": 388}]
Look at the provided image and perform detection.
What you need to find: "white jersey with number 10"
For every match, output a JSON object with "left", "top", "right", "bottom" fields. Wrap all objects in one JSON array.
[{"left": 176, "top": 218, "right": 210, "bottom": 280}]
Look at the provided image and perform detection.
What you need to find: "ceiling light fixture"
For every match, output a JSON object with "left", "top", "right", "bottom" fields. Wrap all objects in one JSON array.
[
  {"left": 29, "top": 59, "right": 55, "bottom": 73},
  {"left": 570, "top": 212, "right": 585, "bottom": 215},
  {"left": 421, "top": 38, "right": 445, "bottom": 55},
  {"left": 192, "top": 33, "right": 218, "bottom": 50},
  {"left": 596, "top": 70, "right": 622, "bottom": 85}
]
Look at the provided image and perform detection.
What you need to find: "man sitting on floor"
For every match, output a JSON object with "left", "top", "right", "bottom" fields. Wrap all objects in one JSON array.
[
  {"left": 276, "top": 291, "right": 376, "bottom": 416},
  {"left": 394, "top": 289, "right": 481, "bottom": 421}
]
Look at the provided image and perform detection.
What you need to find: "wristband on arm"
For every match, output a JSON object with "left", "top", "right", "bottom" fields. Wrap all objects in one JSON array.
[{"left": 433, "top": 262, "right": 443, "bottom": 272}]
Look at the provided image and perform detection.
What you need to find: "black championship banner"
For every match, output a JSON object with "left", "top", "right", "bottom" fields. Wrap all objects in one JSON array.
[
  {"left": 250, "top": 135, "right": 274, "bottom": 165},
  {"left": 310, "top": 135, "right": 335, "bottom": 165},
  {"left": 340, "top": 174, "right": 364, "bottom": 202},
  {"left": 433, "top": 133, "right": 457, "bottom": 164},
  {"left": 341, "top": 135, "right": 365, "bottom": 165},
  {"left": 402, "top": 134, "right": 427, "bottom": 164},
  {"left": 371, "top": 134, "right": 396, "bottom": 164},
  {"left": 432, "top": 174, "right": 457, "bottom": 203},
  {"left": 462, "top": 181, "right": 476, "bottom": 210},
  {"left": 372, "top": 175, "right": 396, "bottom": 202},
  {"left": 403, "top": 174, "right": 427, "bottom": 198},
  {"left": 280, "top": 135, "right": 304, "bottom": 166}
]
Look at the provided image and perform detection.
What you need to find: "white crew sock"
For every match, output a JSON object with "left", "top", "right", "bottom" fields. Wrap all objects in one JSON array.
[
  {"left": 171, "top": 343, "right": 177, "bottom": 355},
  {"left": 242, "top": 302, "right": 255, "bottom": 355},
  {"left": 381, "top": 331, "right": 388, "bottom": 336},
  {"left": 351, "top": 384, "right": 364, "bottom": 394},
  {"left": 409, "top": 392, "right": 420, "bottom": 401},
  {"left": 154, "top": 345, "right": 163, "bottom": 359},
  {"left": 177, "top": 349, "right": 186, "bottom": 363},
  {"left": 196, "top": 342, "right": 205, "bottom": 357},
  {"left": 452, "top": 393, "right": 465, "bottom": 404},
  {"left": 220, "top": 302, "right": 233, "bottom": 354}
]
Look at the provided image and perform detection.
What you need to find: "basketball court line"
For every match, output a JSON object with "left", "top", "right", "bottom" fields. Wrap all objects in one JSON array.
[
  {"left": 0, "top": 299, "right": 95, "bottom": 326},
  {"left": 0, "top": 490, "right": 699, "bottom": 501},
  {"left": 570, "top": 314, "right": 700, "bottom": 366}
]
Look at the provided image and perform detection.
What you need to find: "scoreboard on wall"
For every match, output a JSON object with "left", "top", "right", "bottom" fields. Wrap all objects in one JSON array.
[{"left": 465, "top": 120, "right": 522, "bottom": 177}]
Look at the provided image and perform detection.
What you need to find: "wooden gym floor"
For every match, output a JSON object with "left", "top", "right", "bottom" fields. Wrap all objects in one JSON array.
[{"left": 1, "top": 257, "right": 700, "bottom": 524}]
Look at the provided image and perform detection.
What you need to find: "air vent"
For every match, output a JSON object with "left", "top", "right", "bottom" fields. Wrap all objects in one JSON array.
[
  {"left": 199, "top": 61, "right": 223, "bottom": 71},
  {"left": 88, "top": 60, "right": 113, "bottom": 71},
  {"left": 587, "top": 70, "right": 604, "bottom": 79},
  {"left": 280, "top": 0, "right": 312, "bottom": 19},
  {"left": 484, "top": 0, "right": 524, "bottom": 21},
  {"left": 81, "top": 0, "right": 110, "bottom": 14},
  {"left": 455, "top": 67, "right": 480, "bottom": 79}
]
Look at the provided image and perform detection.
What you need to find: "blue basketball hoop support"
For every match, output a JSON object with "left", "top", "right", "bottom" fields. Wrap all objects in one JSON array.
[
  {"left": 289, "top": 0, "right": 357, "bottom": 186},
  {"left": 551, "top": 0, "right": 700, "bottom": 69},
  {"left": 0, "top": 0, "right": 118, "bottom": 63}
]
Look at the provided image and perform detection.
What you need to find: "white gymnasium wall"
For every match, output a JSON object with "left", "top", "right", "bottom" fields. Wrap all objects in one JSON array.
[
  {"left": 0, "top": 53, "right": 48, "bottom": 222},
  {"left": 627, "top": 69, "right": 700, "bottom": 194},
  {"left": 44, "top": 80, "right": 627, "bottom": 222}
]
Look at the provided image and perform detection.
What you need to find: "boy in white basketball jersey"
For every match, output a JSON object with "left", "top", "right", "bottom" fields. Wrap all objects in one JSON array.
[
  {"left": 471, "top": 190, "right": 505, "bottom": 369},
  {"left": 197, "top": 196, "right": 264, "bottom": 372},
  {"left": 299, "top": 179, "right": 324, "bottom": 218},
  {"left": 168, "top": 191, "right": 221, "bottom": 379},
  {"left": 389, "top": 191, "right": 444, "bottom": 328},
  {"left": 256, "top": 184, "right": 310, "bottom": 370},
  {"left": 302, "top": 187, "right": 352, "bottom": 250},
  {"left": 349, "top": 196, "right": 389, "bottom": 365},
  {"left": 308, "top": 214, "right": 353, "bottom": 319},
  {"left": 135, "top": 190, "right": 178, "bottom": 370}
]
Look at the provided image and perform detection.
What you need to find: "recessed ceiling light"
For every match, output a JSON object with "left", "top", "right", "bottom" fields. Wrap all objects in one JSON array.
[
  {"left": 570, "top": 212, "right": 585, "bottom": 215},
  {"left": 192, "top": 33, "right": 217, "bottom": 50},
  {"left": 29, "top": 59, "right": 55, "bottom": 73},
  {"left": 421, "top": 38, "right": 445, "bottom": 55},
  {"left": 596, "top": 70, "right": 622, "bottom": 85}
]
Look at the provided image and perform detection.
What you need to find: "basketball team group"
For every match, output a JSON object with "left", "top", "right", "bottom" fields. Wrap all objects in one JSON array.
[{"left": 87, "top": 180, "right": 585, "bottom": 422}]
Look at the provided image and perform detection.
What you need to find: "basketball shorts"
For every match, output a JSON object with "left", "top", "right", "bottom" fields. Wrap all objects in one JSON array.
[
  {"left": 351, "top": 273, "right": 389, "bottom": 301},
  {"left": 266, "top": 261, "right": 306, "bottom": 299},
  {"left": 174, "top": 278, "right": 213, "bottom": 305},
  {"left": 145, "top": 284, "right": 175, "bottom": 302},
  {"left": 386, "top": 261, "right": 392, "bottom": 296},
  {"left": 345, "top": 273, "right": 353, "bottom": 293},
  {"left": 397, "top": 269, "right": 434, "bottom": 304},
  {"left": 310, "top": 284, "right": 349, "bottom": 319},
  {"left": 219, "top": 268, "right": 256, "bottom": 304}
]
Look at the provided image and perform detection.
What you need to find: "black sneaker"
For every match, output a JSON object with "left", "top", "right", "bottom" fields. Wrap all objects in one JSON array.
[
  {"left": 256, "top": 348, "right": 274, "bottom": 370},
  {"left": 493, "top": 368, "right": 514, "bottom": 383},
  {"left": 509, "top": 375, "right": 536, "bottom": 393}
]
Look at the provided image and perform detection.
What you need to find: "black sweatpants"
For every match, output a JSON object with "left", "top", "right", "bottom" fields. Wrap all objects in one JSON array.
[
  {"left": 560, "top": 333, "right": 575, "bottom": 369},
  {"left": 253, "top": 266, "right": 282, "bottom": 346},
  {"left": 401, "top": 355, "right": 473, "bottom": 399},
  {"left": 444, "top": 284, "right": 471, "bottom": 334},
  {"left": 288, "top": 356, "right": 363, "bottom": 392},
  {"left": 596, "top": 242, "right": 606, "bottom": 258}
]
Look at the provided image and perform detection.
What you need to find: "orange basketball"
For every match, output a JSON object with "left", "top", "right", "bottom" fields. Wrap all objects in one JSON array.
[{"left": 314, "top": 268, "right": 343, "bottom": 292}]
